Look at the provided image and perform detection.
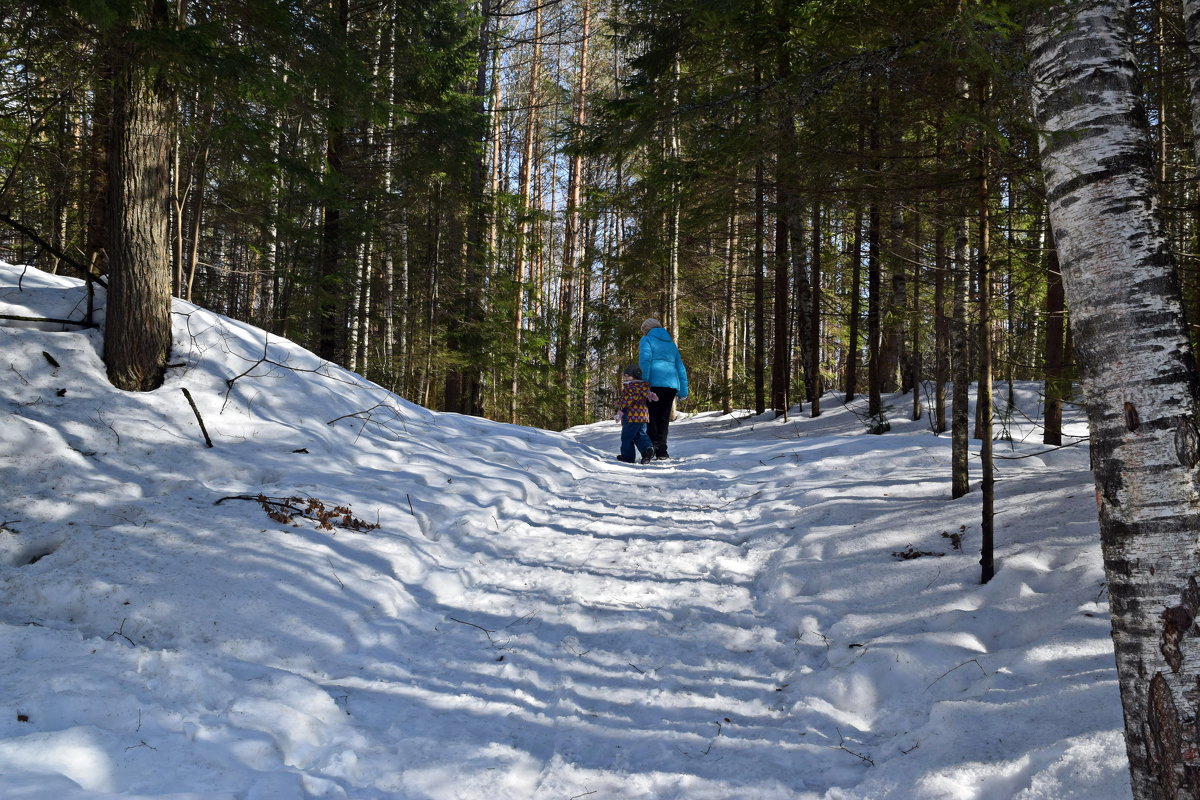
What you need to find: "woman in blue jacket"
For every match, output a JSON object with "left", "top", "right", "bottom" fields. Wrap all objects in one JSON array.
[{"left": 638, "top": 318, "right": 689, "bottom": 460}]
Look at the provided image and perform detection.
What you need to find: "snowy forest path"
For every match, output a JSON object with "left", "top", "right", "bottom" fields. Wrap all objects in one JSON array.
[{"left": 427, "top": 431, "right": 818, "bottom": 797}]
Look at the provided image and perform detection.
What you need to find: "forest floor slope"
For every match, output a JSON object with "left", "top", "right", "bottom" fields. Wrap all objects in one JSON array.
[{"left": 0, "top": 261, "right": 1126, "bottom": 799}]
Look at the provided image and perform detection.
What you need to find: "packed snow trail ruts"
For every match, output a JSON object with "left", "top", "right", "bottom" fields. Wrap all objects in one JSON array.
[{"left": 319, "top": 441, "right": 829, "bottom": 798}]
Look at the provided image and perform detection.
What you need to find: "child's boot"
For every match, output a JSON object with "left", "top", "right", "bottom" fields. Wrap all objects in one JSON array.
[{"left": 640, "top": 448, "right": 656, "bottom": 464}]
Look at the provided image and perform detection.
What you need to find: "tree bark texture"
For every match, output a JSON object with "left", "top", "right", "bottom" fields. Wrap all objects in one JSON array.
[
  {"left": 1030, "top": 2, "right": 1200, "bottom": 796},
  {"left": 103, "top": 0, "right": 173, "bottom": 392}
]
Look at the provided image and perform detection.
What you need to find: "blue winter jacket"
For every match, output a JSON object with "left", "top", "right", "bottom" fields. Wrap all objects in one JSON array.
[{"left": 638, "top": 327, "right": 689, "bottom": 399}]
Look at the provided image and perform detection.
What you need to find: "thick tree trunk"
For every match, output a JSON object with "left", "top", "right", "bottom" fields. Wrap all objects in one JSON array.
[
  {"left": 1031, "top": 3, "right": 1200, "bottom": 796},
  {"left": 103, "top": 1, "right": 173, "bottom": 392}
]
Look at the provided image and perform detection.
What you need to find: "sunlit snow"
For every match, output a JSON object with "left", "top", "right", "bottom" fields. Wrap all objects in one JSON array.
[{"left": 0, "top": 262, "right": 1128, "bottom": 798}]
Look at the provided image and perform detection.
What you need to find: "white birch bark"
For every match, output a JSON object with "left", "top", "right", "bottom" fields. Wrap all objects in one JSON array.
[{"left": 1030, "top": 2, "right": 1200, "bottom": 796}]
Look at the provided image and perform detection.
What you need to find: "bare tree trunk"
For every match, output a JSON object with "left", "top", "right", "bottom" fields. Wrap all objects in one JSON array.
[
  {"left": 867, "top": 196, "right": 883, "bottom": 427},
  {"left": 482, "top": 0, "right": 503, "bottom": 402},
  {"left": 577, "top": 216, "right": 595, "bottom": 421},
  {"left": 1043, "top": 234, "right": 1067, "bottom": 446},
  {"left": 773, "top": 182, "right": 791, "bottom": 418},
  {"left": 85, "top": 58, "right": 113, "bottom": 277},
  {"left": 951, "top": 212, "right": 970, "bottom": 498},
  {"left": 789, "top": 193, "right": 813, "bottom": 415},
  {"left": 910, "top": 209, "right": 923, "bottom": 422},
  {"left": 866, "top": 93, "right": 885, "bottom": 429},
  {"left": 771, "top": 4, "right": 794, "bottom": 418},
  {"left": 103, "top": 0, "right": 174, "bottom": 392},
  {"left": 317, "top": 0, "right": 349, "bottom": 364},
  {"left": 809, "top": 199, "right": 821, "bottom": 417},
  {"left": 350, "top": 240, "right": 370, "bottom": 374},
  {"left": 754, "top": 151, "right": 766, "bottom": 415},
  {"left": 171, "top": 128, "right": 184, "bottom": 295},
  {"left": 379, "top": 8, "right": 398, "bottom": 389},
  {"left": 664, "top": 55, "right": 682, "bottom": 343},
  {"left": 933, "top": 220, "right": 948, "bottom": 434},
  {"left": 47, "top": 98, "right": 71, "bottom": 275},
  {"left": 398, "top": 210, "right": 411, "bottom": 392},
  {"left": 976, "top": 79, "right": 995, "bottom": 584},
  {"left": 933, "top": 115, "right": 949, "bottom": 434},
  {"left": 510, "top": 1, "right": 541, "bottom": 424},
  {"left": 723, "top": 198, "right": 738, "bottom": 415},
  {"left": 183, "top": 108, "right": 210, "bottom": 304},
  {"left": 1032, "top": 3, "right": 1200, "bottom": 795},
  {"left": 846, "top": 203, "right": 863, "bottom": 402},
  {"left": 880, "top": 207, "right": 905, "bottom": 394},
  {"left": 557, "top": 0, "right": 590, "bottom": 428}
]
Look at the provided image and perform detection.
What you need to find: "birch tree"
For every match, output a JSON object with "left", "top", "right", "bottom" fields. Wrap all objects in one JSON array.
[{"left": 1030, "top": 2, "right": 1200, "bottom": 796}]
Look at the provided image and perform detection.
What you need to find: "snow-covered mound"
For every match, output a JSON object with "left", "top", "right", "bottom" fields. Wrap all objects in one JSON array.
[{"left": 0, "top": 262, "right": 1126, "bottom": 799}]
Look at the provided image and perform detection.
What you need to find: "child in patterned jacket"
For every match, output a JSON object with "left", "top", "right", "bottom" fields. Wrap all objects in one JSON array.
[{"left": 615, "top": 364, "right": 658, "bottom": 464}]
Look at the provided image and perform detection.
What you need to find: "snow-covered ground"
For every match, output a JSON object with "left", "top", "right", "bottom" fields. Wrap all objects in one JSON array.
[{"left": 0, "top": 261, "right": 1128, "bottom": 799}]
